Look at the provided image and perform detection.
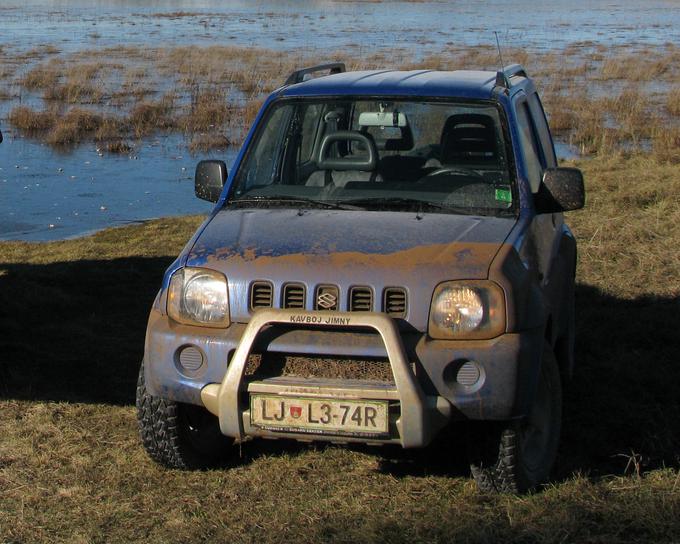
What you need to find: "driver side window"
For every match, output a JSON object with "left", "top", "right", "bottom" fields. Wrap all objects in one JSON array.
[
  {"left": 515, "top": 100, "right": 543, "bottom": 192},
  {"left": 241, "top": 105, "right": 290, "bottom": 191}
]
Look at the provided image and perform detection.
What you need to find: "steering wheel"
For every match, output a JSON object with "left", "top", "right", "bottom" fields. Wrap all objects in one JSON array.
[{"left": 422, "top": 166, "right": 485, "bottom": 182}]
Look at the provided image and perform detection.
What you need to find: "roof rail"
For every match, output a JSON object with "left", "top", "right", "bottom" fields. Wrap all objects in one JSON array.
[
  {"left": 494, "top": 64, "right": 528, "bottom": 88},
  {"left": 284, "top": 62, "right": 346, "bottom": 86}
]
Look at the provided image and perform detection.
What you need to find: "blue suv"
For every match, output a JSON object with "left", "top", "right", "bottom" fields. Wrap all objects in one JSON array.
[{"left": 136, "top": 63, "right": 584, "bottom": 493}]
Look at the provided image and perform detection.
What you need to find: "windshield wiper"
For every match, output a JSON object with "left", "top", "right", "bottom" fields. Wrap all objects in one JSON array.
[{"left": 228, "top": 195, "right": 363, "bottom": 211}]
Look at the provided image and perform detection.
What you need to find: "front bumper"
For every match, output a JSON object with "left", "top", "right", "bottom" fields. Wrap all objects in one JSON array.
[
  {"left": 200, "top": 309, "right": 449, "bottom": 447},
  {"left": 144, "top": 307, "right": 543, "bottom": 445}
]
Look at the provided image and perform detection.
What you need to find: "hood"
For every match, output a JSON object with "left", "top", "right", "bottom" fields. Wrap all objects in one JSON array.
[{"left": 187, "top": 208, "right": 515, "bottom": 330}]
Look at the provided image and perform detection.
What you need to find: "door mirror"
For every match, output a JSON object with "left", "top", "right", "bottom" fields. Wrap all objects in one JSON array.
[
  {"left": 0, "top": 129, "right": 3, "bottom": 143},
  {"left": 195, "top": 160, "right": 227, "bottom": 202},
  {"left": 535, "top": 167, "right": 585, "bottom": 213}
]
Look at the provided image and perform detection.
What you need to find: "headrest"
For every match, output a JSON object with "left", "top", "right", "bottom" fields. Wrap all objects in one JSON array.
[{"left": 440, "top": 114, "right": 498, "bottom": 164}]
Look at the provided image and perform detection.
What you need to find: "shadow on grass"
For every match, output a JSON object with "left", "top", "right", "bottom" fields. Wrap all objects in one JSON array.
[
  {"left": 0, "top": 256, "right": 172, "bottom": 406},
  {"left": 0, "top": 256, "right": 678, "bottom": 475}
]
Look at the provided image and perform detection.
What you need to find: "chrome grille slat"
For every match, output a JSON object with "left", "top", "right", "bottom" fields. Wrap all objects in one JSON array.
[
  {"left": 349, "top": 286, "right": 373, "bottom": 311},
  {"left": 250, "top": 281, "right": 273, "bottom": 310},
  {"left": 282, "top": 283, "right": 306, "bottom": 309},
  {"left": 384, "top": 287, "right": 407, "bottom": 318}
]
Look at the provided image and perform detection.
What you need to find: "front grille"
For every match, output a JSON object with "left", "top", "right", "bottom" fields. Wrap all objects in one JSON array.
[
  {"left": 383, "top": 287, "right": 407, "bottom": 317},
  {"left": 282, "top": 283, "right": 305, "bottom": 309},
  {"left": 250, "top": 281, "right": 273, "bottom": 310},
  {"left": 244, "top": 353, "right": 395, "bottom": 384},
  {"left": 349, "top": 286, "right": 373, "bottom": 311},
  {"left": 246, "top": 282, "right": 407, "bottom": 315}
]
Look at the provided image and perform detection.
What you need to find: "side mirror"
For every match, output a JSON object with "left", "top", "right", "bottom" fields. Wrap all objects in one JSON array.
[
  {"left": 195, "top": 160, "right": 227, "bottom": 202},
  {"left": 535, "top": 167, "right": 585, "bottom": 213},
  {"left": 0, "top": 129, "right": 3, "bottom": 143}
]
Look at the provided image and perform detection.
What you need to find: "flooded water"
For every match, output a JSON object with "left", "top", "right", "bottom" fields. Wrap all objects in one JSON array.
[
  {"left": 0, "top": 133, "right": 234, "bottom": 241},
  {"left": 4, "top": 0, "right": 680, "bottom": 54},
  {"left": 1, "top": 0, "right": 678, "bottom": 241}
]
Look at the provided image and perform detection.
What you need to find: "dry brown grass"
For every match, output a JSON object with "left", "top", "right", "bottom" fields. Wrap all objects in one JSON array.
[
  {"left": 597, "top": 48, "right": 677, "bottom": 81},
  {"left": 23, "top": 44, "right": 61, "bottom": 58},
  {"left": 21, "top": 63, "right": 60, "bottom": 90},
  {"left": 667, "top": 88, "right": 680, "bottom": 116},
  {"left": 570, "top": 154, "right": 680, "bottom": 296},
  {"left": 129, "top": 95, "right": 176, "bottom": 137},
  {"left": 43, "top": 63, "right": 104, "bottom": 103},
  {"left": 8, "top": 105, "right": 57, "bottom": 131},
  {"left": 105, "top": 141, "right": 133, "bottom": 154},
  {"left": 651, "top": 127, "right": 680, "bottom": 164},
  {"left": 46, "top": 109, "right": 103, "bottom": 145},
  {"left": 180, "top": 86, "right": 231, "bottom": 133},
  {"left": 94, "top": 116, "right": 129, "bottom": 141}
]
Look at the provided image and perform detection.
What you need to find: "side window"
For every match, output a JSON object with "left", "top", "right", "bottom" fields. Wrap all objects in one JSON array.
[
  {"left": 299, "top": 103, "right": 322, "bottom": 163},
  {"left": 528, "top": 93, "right": 557, "bottom": 168},
  {"left": 241, "top": 105, "right": 290, "bottom": 191},
  {"left": 515, "top": 100, "right": 543, "bottom": 192}
]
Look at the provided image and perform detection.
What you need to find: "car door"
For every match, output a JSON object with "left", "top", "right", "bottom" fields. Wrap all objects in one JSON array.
[{"left": 514, "top": 94, "right": 560, "bottom": 290}]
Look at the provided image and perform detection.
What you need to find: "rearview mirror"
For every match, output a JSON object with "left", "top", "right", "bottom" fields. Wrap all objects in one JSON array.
[
  {"left": 195, "top": 160, "right": 227, "bottom": 202},
  {"left": 358, "top": 111, "right": 407, "bottom": 128},
  {"left": 535, "top": 167, "right": 585, "bottom": 213}
]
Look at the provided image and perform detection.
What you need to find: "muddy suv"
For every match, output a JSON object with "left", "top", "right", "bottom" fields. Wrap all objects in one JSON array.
[{"left": 136, "top": 63, "right": 584, "bottom": 493}]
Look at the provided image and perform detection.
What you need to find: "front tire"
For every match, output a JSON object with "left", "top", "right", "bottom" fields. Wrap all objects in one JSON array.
[
  {"left": 136, "top": 362, "right": 234, "bottom": 469},
  {"left": 468, "top": 343, "right": 562, "bottom": 493}
]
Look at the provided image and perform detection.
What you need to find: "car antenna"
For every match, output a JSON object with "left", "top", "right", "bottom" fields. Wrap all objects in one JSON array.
[{"left": 494, "top": 31, "right": 508, "bottom": 88}]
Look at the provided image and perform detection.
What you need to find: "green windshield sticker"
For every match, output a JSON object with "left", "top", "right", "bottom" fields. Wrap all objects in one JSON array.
[{"left": 495, "top": 188, "right": 512, "bottom": 203}]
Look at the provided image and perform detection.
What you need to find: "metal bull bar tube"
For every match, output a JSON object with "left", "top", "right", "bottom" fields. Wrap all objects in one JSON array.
[{"left": 200, "top": 309, "right": 452, "bottom": 448}]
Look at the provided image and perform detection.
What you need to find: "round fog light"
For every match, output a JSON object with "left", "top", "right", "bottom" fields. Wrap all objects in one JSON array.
[
  {"left": 177, "top": 346, "right": 205, "bottom": 375},
  {"left": 456, "top": 360, "right": 481, "bottom": 386},
  {"left": 443, "top": 359, "right": 484, "bottom": 392}
]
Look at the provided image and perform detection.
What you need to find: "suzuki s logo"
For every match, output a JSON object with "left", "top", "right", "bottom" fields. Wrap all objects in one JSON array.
[{"left": 317, "top": 292, "right": 337, "bottom": 309}]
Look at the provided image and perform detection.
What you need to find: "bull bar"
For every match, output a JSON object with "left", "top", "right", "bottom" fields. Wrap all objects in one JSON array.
[{"left": 200, "top": 309, "right": 452, "bottom": 447}]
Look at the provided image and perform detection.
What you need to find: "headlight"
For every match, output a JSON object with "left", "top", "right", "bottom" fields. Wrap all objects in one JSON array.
[
  {"left": 428, "top": 281, "right": 505, "bottom": 340},
  {"left": 167, "top": 267, "right": 230, "bottom": 327}
]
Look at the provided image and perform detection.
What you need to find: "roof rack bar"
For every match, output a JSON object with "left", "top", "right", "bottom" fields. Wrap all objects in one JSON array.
[
  {"left": 284, "top": 62, "right": 346, "bottom": 86},
  {"left": 494, "top": 63, "right": 528, "bottom": 89}
]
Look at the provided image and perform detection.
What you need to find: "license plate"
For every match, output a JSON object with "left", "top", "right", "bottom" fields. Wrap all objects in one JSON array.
[{"left": 250, "top": 394, "right": 389, "bottom": 437}]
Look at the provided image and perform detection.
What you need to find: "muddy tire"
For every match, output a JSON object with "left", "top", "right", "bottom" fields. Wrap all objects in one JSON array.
[
  {"left": 468, "top": 343, "right": 562, "bottom": 493},
  {"left": 136, "top": 362, "right": 234, "bottom": 469}
]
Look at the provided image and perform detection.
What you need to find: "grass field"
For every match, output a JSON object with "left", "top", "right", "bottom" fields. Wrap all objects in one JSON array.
[{"left": 1, "top": 153, "right": 679, "bottom": 543}]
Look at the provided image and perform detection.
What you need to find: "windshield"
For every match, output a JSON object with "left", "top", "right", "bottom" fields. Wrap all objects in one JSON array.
[{"left": 229, "top": 98, "right": 514, "bottom": 215}]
